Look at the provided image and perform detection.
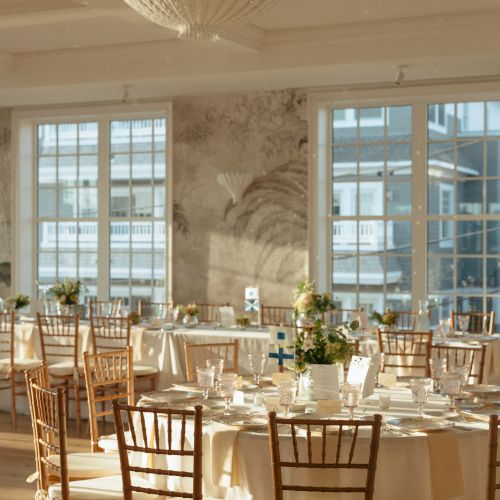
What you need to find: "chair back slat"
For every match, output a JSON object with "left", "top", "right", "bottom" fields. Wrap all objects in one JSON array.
[
  {"left": 395, "top": 311, "right": 418, "bottom": 331},
  {"left": 268, "top": 413, "right": 382, "bottom": 499},
  {"left": 193, "top": 303, "right": 226, "bottom": 323},
  {"left": 376, "top": 329, "right": 432, "bottom": 377},
  {"left": 90, "top": 315, "right": 130, "bottom": 353},
  {"left": 113, "top": 402, "right": 203, "bottom": 500},
  {"left": 88, "top": 299, "right": 122, "bottom": 319},
  {"left": 37, "top": 314, "right": 79, "bottom": 367},
  {"left": 261, "top": 305, "right": 294, "bottom": 326},
  {"left": 451, "top": 310, "right": 495, "bottom": 335},
  {"left": 184, "top": 340, "right": 239, "bottom": 381},
  {"left": 488, "top": 414, "right": 500, "bottom": 499},
  {"left": 83, "top": 347, "right": 134, "bottom": 452},
  {"left": 0, "top": 311, "right": 15, "bottom": 364},
  {"left": 432, "top": 344, "right": 487, "bottom": 384},
  {"left": 138, "top": 300, "right": 173, "bottom": 320}
]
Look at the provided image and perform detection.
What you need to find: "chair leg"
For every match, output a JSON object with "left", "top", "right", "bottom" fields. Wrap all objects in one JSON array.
[
  {"left": 10, "top": 375, "right": 17, "bottom": 429},
  {"left": 74, "top": 383, "right": 81, "bottom": 434}
]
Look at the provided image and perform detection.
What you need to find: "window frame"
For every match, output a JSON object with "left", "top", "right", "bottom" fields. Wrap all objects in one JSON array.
[{"left": 12, "top": 102, "right": 173, "bottom": 307}]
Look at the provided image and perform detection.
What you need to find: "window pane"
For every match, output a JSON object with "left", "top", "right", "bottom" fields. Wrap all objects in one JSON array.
[
  {"left": 386, "top": 256, "right": 411, "bottom": 293},
  {"left": 359, "top": 144, "right": 383, "bottom": 178},
  {"left": 487, "top": 180, "right": 500, "bottom": 214},
  {"left": 332, "top": 146, "right": 356, "bottom": 179},
  {"left": 428, "top": 142, "right": 454, "bottom": 179},
  {"left": 387, "top": 143, "right": 412, "bottom": 176},
  {"left": 79, "top": 222, "right": 97, "bottom": 251},
  {"left": 132, "top": 153, "right": 152, "bottom": 179},
  {"left": 38, "top": 124, "right": 57, "bottom": 155},
  {"left": 359, "top": 107, "right": 384, "bottom": 143},
  {"left": 457, "top": 221, "right": 483, "bottom": 254},
  {"left": 457, "top": 180, "right": 483, "bottom": 215},
  {"left": 387, "top": 182, "right": 411, "bottom": 215},
  {"left": 487, "top": 141, "right": 500, "bottom": 177},
  {"left": 79, "top": 155, "right": 98, "bottom": 187},
  {"left": 79, "top": 122, "right": 98, "bottom": 154},
  {"left": 488, "top": 221, "right": 500, "bottom": 254},
  {"left": 111, "top": 120, "right": 130, "bottom": 153},
  {"left": 38, "top": 157, "right": 57, "bottom": 186},
  {"left": 456, "top": 258, "right": 483, "bottom": 291},
  {"left": 132, "top": 119, "right": 153, "bottom": 153},
  {"left": 487, "top": 259, "right": 500, "bottom": 293},
  {"left": 359, "top": 182, "right": 383, "bottom": 216},
  {"left": 428, "top": 257, "right": 454, "bottom": 293},
  {"left": 332, "top": 108, "right": 357, "bottom": 145},
  {"left": 58, "top": 124, "right": 77, "bottom": 154},
  {"left": 359, "top": 221, "right": 384, "bottom": 254},
  {"left": 428, "top": 181, "right": 455, "bottom": 216},
  {"left": 38, "top": 189, "right": 57, "bottom": 217},
  {"left": 59, "top": 156, "right": 77, "bottom": 186},
  {"left": 387, "top": 106, "right": 412, "bottom": 141},
  {"left": 428, "top": 103, "right": 454, "bottom": 140},
  {"left": 457, "top": 102, "right": 484, "bottom": 137},
  {"left": 389, "top": 221, "right": 412, "bottom": 254},
  {"left": 487, "top": 101, "right": 500, "bottom": 135},
  {"left": 457, "top": 140, "right": 483, "bottom": 178},
  {"left": 79, "top": 188, "right": 97, "bottom": 217},
  {"left": 38, "top": 252, "right": 56, "bottom": 283}
]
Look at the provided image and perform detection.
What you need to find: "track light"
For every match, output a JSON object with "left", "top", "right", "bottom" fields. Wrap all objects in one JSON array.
[{"left": 394, "top": 65, "right": 407, "bottom": 86}]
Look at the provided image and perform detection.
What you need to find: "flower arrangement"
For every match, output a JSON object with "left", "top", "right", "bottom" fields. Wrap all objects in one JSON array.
[
  {"left": 293, "top": 280, "right": 335, "bottom": 318},
  {"left": 49, "top": 279, "right": 85, "bottom": 305},
  {"left": 371, "top": 309, "right": 399, "bottom": 326},
  {"left": 177, "top": 304, "right": 199, "bottom": 317},
  {"left": 236, "top": 315, "right": 250, "bottom": 327},
  {"left": 8, "top": 294, "right": 31, "bottom": 310}
]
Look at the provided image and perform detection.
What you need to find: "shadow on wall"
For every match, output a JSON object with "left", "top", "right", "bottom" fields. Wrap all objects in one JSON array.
[{"left": 0, "top": 262, "right": 10, "bottom": 297}]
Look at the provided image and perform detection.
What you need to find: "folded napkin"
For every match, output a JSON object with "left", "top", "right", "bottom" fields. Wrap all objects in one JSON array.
[
  {"left": 15, "top": 323, "right": 36, "bottom": 359},
  {"left": 210, "top": 424, "right": 241, "bottom": 487},
  {"left": 130, "top": 327, "right": 144, "bottom": 361},
  {"left": 426, "top": 431, "right": 464, "bottom": 499}
]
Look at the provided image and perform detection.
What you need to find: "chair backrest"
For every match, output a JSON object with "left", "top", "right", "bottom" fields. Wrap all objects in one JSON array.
[
  {"left": 196, "top": 303, "right": 226, "bottom": 323},
  {"left": 138, "top": 300, "right": 173, "bottom": 320},
  {"left": 489, "top": 414, "right": 500, "bottom": 500},
  {"left": 451, "top": 310, "right": 495, "bottom": 335},
  {"left": 88, "top": 299, "right": 122, "bottom": 319},
  {"left": 37, "top": 314, "right": 80, "bottom": 367},
  {"left": 112, "top": 402, "right": 203, "bottom": 500},
  {"left": 184, "top": 340, "right": 239, "bottom": 382},
  {"left": 261, "top": 304, "right": 295, "bottom": 326},
  {"left": 90, "top": 315, "right": 130, "bottom": 353},
  {"left": 395, "top": 311, "right": 418, "bottom": 331},
  {"left": 431, "top": 344, "right": 487, "bottom": 384},
  {"left": 83, "top": 347, "right": 134, "bottom": 452},
  {"left": 268, "top": 412, "right": 382, "bottom": 499},
  {"left": 25, "top": 361, "right": 50, "bottom": 388},
  {"left": 27, "top": 379, "right": 69, "bottom": 498},
  {"left": 328, "top": 308, "right": 358, "bottom": 327},
  {"left": 0, "top": 311, "right": 15, "bottom": 368},
  {"left": 376, "top": 329, "right": 432, "bottom": 377}
]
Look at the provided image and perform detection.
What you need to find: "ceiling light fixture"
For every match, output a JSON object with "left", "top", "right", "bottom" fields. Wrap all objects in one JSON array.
[
  {"left": 122, "top": 0, "right": 280, "bottom": 41},
  {"left": 394, "top": 65, "right": 407, "bottom": 86}
]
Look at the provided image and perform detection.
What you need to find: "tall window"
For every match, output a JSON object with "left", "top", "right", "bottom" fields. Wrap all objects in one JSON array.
[
  {"left": 27, "top": 108, "right": 170, "bottom": 309},
  {"left": 318, "top": 97, "right": 500, "bottom": 330}
]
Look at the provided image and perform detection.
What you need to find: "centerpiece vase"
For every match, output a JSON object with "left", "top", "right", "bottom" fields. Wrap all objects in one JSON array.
[
  {"left": 182, "top": 314, "right": 199, "bottom": 327},
  {"left": 310, "top": 363, "right": 344, "bottom": 400}
]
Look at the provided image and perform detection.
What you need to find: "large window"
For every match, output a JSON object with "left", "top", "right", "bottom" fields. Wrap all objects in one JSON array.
[
  {"left": 314, "top": 94, "right": 500, "bottom": 331},
  {"left": 15, "top": 105, "right": 170, "bottom": 309}
]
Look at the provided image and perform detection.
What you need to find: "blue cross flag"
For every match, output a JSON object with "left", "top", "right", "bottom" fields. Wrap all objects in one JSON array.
[{"left": 268, "top": 326, "right": 294, "bottom": 367}]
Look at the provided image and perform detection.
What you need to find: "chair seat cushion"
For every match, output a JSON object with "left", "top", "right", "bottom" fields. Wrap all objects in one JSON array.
[
  {"left": 48, "top": 361, "right": 85, "bottom": 377},
  {"left": 48, "top": 474, "right": 158, "bottom": 499},
  {"left": 0, "top": 357, "right": 42, "bottom": 372},
  {"left": 98, "top": 431, "right": 133, "bottom": 452},
  {"left": 134, "top": 364, "right": 159, "bottom": 376},
  {"left": 47, "top": 452, "right": 121, "bottom": 478}
]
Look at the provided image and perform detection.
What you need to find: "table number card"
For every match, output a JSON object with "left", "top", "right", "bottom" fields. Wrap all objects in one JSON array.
[
  {"left": 244, "top": 286, "right": 260, "bottom": 312},
  {"left": 347, "top": 355, "right": 378, "bottom": 398}
]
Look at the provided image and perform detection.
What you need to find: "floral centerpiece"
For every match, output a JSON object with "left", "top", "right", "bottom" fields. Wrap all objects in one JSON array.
[
  {"left": 48, "top": 280, "right": 85, "bottom": 315},
  {"left": 177, "top": 303, "right": 199, "bottom": 326},
  {"left": 7, "top": 293, "right": 31, "bottom": 311},
  {"left": 293, "top": 280, "right": 335, "bottom": 325},
  {"left": 236, "top": 315, "right": 250, "bottom": 328},
  {"left": 371, "top": 309, "right": 399, "bottom": 328}
]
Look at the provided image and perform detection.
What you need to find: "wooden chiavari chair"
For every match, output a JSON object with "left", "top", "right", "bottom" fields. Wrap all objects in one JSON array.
[
  {"left": 268, "top": 412, "right": 382, "bottom": 499},
  {"left": 26, "top": 380, "right": 124, "bottom": 500},
  {"left": 431, "top": 343, "right": 487, "bottom": 384},
  {"left": 90, "top": 315, "right": 158, "bottom": 392},
  {"left": 488, "top": 414, "right": 500, "bottom": 500},
  {"left": 37, "top": 313, "right": 84, "bottom": 433},
  {"left": 184, "top": 340, "right": 239, "bottom": 381},
  {"left": 113, "top": 402, "right": 203, "bottom": 500},
  {"left": 376, "top": 329, "right": 432, "bottom": 377},
  {"left": 451, "top": 310, "right": 495, "bottom": 335},
  {"left": 83, "top": 347, "right": 134, "bottom": 453},
  {"left": 88, "top": 298, "right": 122, "bottom": 319},
  {"left": 196, "top": 302, "right": 227, "bottom": 323},
  {"left": 329, "top": 308, "right": 358, "bottom": 326},
  {"left": 138, "top": 300, "right": 173, "bottom": 320},
  {"left": 261, "top": 304, "right": 295, "bottom": 326},
  {"left": 0, "top": 310, "right": 40, "bottom": 427},
  {"left": 395, "top": 310, "right": 418, "bottom": 331}
]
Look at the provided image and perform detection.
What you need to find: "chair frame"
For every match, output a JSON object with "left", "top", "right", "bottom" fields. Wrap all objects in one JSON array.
[
  {"left": 451, "top": 310, "right": 495, "bottom": 335},
  {"left": 431, "top": 343, "right": 487, "bottom": 384},
  {"left": 37, "top": 313, "right": 83, "bottom": 433},
  {"left": 83, "top": 347, "right": 134, "bottom": 452},
  {"left": 184, "top": 340, "right": 239, "bottom": 381},
  {"left": 268, "top": 412, "right": 382, "bottom": 499},
  {"left": 376, "top": 329, "right": 432, "bottom": 377},
  {"left": 113, "top": 402, "right": 203, "bottom": 500},
  {"left": 87, "top": 298, "right": 122, "bottom": 319},
  {"left": 489, "top": 414, "right": 500, "bottom": 500},
  {"left": 138, "top": 300, "right": 173, "bottom": 320},
  {"left": 395, "top": 310, "right": 419, "bottom": 331},
  {"left": 195, "top": 303, "right": 228, "bottom": 323},
  {"left": 261, "top": 304, "right": 295, "bottom": 326}
]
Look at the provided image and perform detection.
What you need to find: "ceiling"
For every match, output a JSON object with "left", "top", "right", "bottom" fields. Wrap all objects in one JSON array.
[{"left": 1, "top": 0, "right": 500, "bottom": 106}]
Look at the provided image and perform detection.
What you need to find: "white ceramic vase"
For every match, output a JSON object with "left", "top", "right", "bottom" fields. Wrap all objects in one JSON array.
[{"left": 310, "top": 363, "right": 343, "bottom": 400}]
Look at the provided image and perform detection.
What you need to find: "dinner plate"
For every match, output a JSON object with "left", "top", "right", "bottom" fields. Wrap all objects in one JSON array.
[
  {"left": 140, "top": 390, "right": 199, "bottom": 404},
  {"left": 386, "top": 416, "right": 454, "bottom": 432},
  {"left": 459, "top": 405, "right": 498, "bottom": 422},
  {"left": 212, "top": 415, "right": 268, "bottom": 429},
  {"left": 462, "top": 384, "right": 500, "bottom": 395}
]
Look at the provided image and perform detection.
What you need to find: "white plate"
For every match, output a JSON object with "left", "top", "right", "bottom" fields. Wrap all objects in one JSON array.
[
  {"left": 462, "top": 384, "right": 500, "bottom": 395},
  {"left": 460, "top": 406, "right": 498, "bottom": 422},
  {"left": 140, "top": 390, "right": 198, "bottom": 404},
  {"left": 386, "top": 416, "right": 454, "bottom": 432},
  {"left": 212, "top": 415, "right": 268, "bottom": 429}
]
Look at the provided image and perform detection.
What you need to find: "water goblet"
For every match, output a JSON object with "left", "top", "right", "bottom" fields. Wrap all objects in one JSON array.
[
  {"left": 277, "top": 380, "right": 297, "bottom": 417},
  {"left": 410, "top": 378, "right": 432, "bottom": 417},
  {"left": 206, "top": 358, "right": 225, "bottom": 392},
  {"left": 219, "top": 373, "right": 238, "bottom": 415},
  {"left": 248, "top": 353, "right": 266, "bottom": 387},
  {"left": 342, "top": 383, "right": 362, "bottom": 419},
  {"left": 451, "top": 364, "right": 470, "bottom": 388},
  {"left": 442, "top": 372, "right": 462, "bottom": 411},
  {"left": 374, "top": 353, "right": 385, "bottom": 388},
  {"left": 429, "top": 358, "right": 447, "bottom": 394},
  {"left": 196, "top": 366, "right": 215, "bottom": 400},
  {"left": 438, "top": 319, "right": 450, "bottom": 342},
  {"left": 458, "top": 315, "right": 469, "bottom": 336}
]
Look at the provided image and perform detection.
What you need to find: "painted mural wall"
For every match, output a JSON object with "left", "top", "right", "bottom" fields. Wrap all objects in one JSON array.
[{"left": 0, "top": 109, "right": 11, "bottom": 298}]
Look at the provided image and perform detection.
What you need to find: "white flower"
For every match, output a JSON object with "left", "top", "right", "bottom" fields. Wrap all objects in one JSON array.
[
  {"left": 294, "top": 292, "right": 314, "bottom": 313},
  {"left": 302, "top": 336, "right": 314, "bottom": 351}
]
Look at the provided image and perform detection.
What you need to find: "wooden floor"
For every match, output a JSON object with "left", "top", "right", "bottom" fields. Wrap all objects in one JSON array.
[{"left": 0, "top": 411, "right": 89, "bottom": 500}]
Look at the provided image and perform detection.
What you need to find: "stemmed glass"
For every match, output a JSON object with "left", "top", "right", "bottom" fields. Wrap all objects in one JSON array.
[
  {"left": 248, "top": 353, "right": 266, "bottom": 387},
  {"left": 277, "top": 380, "right": 297, "bottom": 417},
  {"left": 429, "top": 358, "right": 447, "bottom": 394},
  {"left": 452, "top": 364, "right": 470, "bottom": 387},
  {"left": 196, "top": 366, "right": 215, "bottom": 400},
  {"left": 374, "top": 353, "right": 385, "bottom": 388},
  {"left": 410, "top": 378, "right": 432, "bottom": 417},
  {"left": 219, "top": 373, "right": 238, "bottom": 415},
  {"left": 438, "top": 319, "right": 450, "bottom": 343},
  {"left": 206, "top": 358, "right": 224, "bottom": 392},
  {"left": 442, "top": 372, "right": 462, "bottom": 411},
  {"left": 458, "top": 315, "right": 469, "bottom": 336},
  {"left": 342, "top": 383, "right": 362, "bottom": 419}
]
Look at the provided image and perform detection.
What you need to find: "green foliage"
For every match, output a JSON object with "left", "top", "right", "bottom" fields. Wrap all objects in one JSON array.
[
  {"left": 49, "top": 279, "right": 85, "bottom": 305},
  {"left": 371, "top": 309, "right": 399, "bottom": 326},
  {"left": 9, "top": 294, "right": 30, "bottom": 310}
]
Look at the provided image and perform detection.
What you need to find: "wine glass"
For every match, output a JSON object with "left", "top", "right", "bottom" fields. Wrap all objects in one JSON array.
[
  {"left": 342, "top": 383, "right": 362, "bottom": 419},
  {"left": 219, "top": 373, "right": 238, "bottom": 415},
  {"left": 458, "top": 314, "right": 469, "bottom": 336},
  {"left": 196, "top": 366, "right": 215, "bottom": 400},
  {"left": 277, "top": 380, "right": 297, "bottom": 417},
  {"left": 248, "top": 353, "right": 266, "bottom": 387},
  {"left": 438, "top": 318, "right": 450, "bottom": 342},
  {"left": 410, "top": 378, "right": 432, "bottom": 417},
  {"left": 374, "top": 353, "right": 385, "bottom": 388},
  {"left": 451, "top": 364, "right": 470, "bottom": 387},
  {"left": 429, "top": 358, "right": 447, "bottom": 394},
  {"left": 442, "top": 372, "right": 462, "bottom": 411},
  {"left": 206, "top": 358, "right": 224, "bottom": 392}
]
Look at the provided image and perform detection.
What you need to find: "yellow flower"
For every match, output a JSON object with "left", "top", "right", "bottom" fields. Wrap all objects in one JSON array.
[{"left": 293, "top": 292, "right": 314, "bottom": 313}]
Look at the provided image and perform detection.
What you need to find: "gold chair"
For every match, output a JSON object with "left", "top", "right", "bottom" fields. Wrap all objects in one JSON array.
[
  {"left": 196, "top": 302, "right": 227, "bottom": 323},
  {"left": 138, "top": 300, "right": 173, "bottom": 320},
  {"left": 90, "top": 315, "right": 158, "bottom": 392},
  {"left": 376, "top": 329, "right": 432, "bottom": 377},
  {"left": 83, "top": 347, "right": 134, "bottom": 453},
  {"left": 88, "top": 298, "right": 122, "bottom": 319},
  {"left": 113, "top": 402, "right": 204, "bottom": 499},
  {"left": 395, "top": 310, "right": 418, "bottom": 331},
  {"left": 268, "top": 412, "right": 382, "bottom": 499},
  {"left": 26, "top": 380, "right": 121, "bottom": 499},
  {"left": 488, "top": 414, "right": 500, "bottom": 500},
  {"left": 184, "top": 340, "right": 239, "bottom": 381},
  {"left": 0, "top": 311, "right": 40, "bottom": 427},
  {"left": 451, "top": 310, "right": 495, "bottom": 335},
  {"left": 431, "top": 344, "right": 487, "bottom": 384},
  {"left": 261, "top": 304, "right": 294, "bottom": 326},
  {"left": 37, "top": 313, "right": 84, "bottom": 433}
]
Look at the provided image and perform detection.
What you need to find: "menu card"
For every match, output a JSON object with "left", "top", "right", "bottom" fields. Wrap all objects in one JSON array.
[{"left": 347, "top": 354, "right": 379, "bottom": 398}]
